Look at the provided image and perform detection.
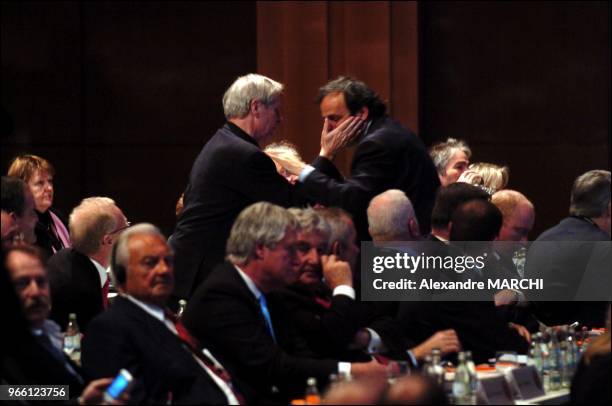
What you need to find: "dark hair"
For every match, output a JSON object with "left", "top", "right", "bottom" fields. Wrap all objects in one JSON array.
[
  {"left": 569, "top": 170, "right": 611, "bottom": 218},
  {"left": 450, "top": 199, "right": 502, "bottom": 241},
  {"left": 431, "top": 183, "right": 490, "bottom": 229},
  {"left": 317, "top": 76, "right": 387, "bottom": 119},
  {"left": 1, "top": 176, "right": 26, "bottom": 216}
]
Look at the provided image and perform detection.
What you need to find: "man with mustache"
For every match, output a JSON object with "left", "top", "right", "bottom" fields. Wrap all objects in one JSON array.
[
  {"left": 82, "top": 224, "right": 242, "bottom": 405},
  {"left": 3, "top": 245, "right": 118, "bottom": 404}
]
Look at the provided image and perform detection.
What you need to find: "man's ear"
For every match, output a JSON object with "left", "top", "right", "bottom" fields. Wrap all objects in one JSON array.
[
  {"left": 254, "top": 243, "right": 266, "bottom": 260},
  {"left": 250, "top": 99, "right": 261, "bottom": 117},
  {"left": 102, "top": 233, "right": 114, "bottom": 246},
  {"left": 408, "top": 218, "right": 420, "bottom": 239},
  {"left": 358, "top": 106, "right": 369, "bottom": 120}
]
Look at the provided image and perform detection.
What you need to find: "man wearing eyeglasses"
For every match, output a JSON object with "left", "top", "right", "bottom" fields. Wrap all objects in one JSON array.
[{"left": 47, "top": 196, "right": 129, "bottom": 331}]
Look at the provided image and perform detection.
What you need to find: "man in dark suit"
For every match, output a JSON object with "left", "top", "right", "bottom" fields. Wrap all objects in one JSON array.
[
  {"left": 268, "top": 76, "right": 440, "bottom": 240},
  {"left": 170, "top": 74, "right": 315, "bottom": 301},
  {"left": 48, "top": 197, "right": 129, "bottom": 331},
  {"left": 3, "top": 245, "right": 117, "bottom": 404},
  {"left": 82, "top": 223, "right": 243, "bottom": 405},
  {"left": 183, "top": 202, "right": 388, "bottom": 404},
  {"left": 525, "top": 169, "right": 611, "bottom": 327}
]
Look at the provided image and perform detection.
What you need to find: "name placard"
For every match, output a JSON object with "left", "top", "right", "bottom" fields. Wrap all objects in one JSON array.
[
  {"left": 511, "top": 365, "right": 545, "bottom": 399},
  {"left": 480, "top": 375, "right": 515, "bottom": 405}
]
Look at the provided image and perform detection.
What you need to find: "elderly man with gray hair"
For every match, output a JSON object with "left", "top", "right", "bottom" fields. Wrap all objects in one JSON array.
[
  {"left": 367, "top": 189, "right": 421, "bottom": 241},
  {"left": 47, "top": 196, "right": 128, "bottom": 331},
  {"left": 525, "top": 169, "right": 611, "bottom": 327},
  {"left": 171, "top": 73, "right": 309, "bottom": 304},
  {"left": 429, "top": 137, "right": 471, "bottom": 186},
  {"left": 183, "top": 202, "right": 388, "bottom": 404}
]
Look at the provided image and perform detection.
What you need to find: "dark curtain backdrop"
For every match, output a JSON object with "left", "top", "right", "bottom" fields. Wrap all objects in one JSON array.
[
  {"left": 2, "top": 1, "right": 609, "bottom": 237},
  {"left": 1, "top": 1, "right": 256, "bottom": 235}
]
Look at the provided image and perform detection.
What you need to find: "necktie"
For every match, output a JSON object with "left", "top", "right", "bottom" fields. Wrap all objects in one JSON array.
[
  {"left": 164, "top": 310, "right": 244, "bottom": 405},
  {"left": 258, "top": 294, "right": 277, "bottom": 343},
  {"left": 102, "top": 278, "right": 110, "bottom": 309}
]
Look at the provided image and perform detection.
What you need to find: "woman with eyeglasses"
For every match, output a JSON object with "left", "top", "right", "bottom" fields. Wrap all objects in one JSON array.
[{"left": 7, "top": 154, "right": 71, "bottom": 257}]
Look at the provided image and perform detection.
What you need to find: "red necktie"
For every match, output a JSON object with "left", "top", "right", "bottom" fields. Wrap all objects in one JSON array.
[
  {"left": 102, "top": 279, "right": 110, "bottom": 309},
  {"left": 164, "top": 310, "right": 245, "bottom": 405}
]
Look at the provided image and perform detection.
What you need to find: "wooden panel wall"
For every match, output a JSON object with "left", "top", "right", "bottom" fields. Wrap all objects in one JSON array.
[
  {"left": 421, "top": 1, "right": 610, "bottom": 235},
  {"left": 257, "top": 1, "right": 420, "bottom": 175}
]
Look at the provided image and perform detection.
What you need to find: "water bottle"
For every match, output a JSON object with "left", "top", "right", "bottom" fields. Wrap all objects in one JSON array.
[
  {"left": 63, "top": 313, "right": 81, "bottom": 365},
  {"left": 547, "top": 328, "right": 561, "bottom": 390},
  {"left": 305, "top": 377, "right": 321, "bottom": 405},
  {"left": 530, "top": 333, "right": 543, "bottom": 377},
  {"left": 453, "top": 352, "right": 475, "bottom": 405},
  {"left": 465, "top": 351, "right": 480, "bottom": 401},
  {"left": 430, "top": 348, "right": 446, "bottom": 387}
]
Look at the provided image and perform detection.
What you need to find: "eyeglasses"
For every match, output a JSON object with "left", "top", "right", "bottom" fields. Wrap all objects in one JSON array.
[{"left": 109, "top": 221, "right": 131, "bottom": 235}]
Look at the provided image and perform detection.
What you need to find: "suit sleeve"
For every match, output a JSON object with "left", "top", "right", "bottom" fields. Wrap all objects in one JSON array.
[
  {"left": 303, "top": 139, "right": 396, "bottom": 213},
  {"left": 240, "top": 150, "right": 308, "bottom": 207},
  {"left": 184, "top": 287, "right": 337, "bottom": 398},
  {"left": 81, "top": 317, "right": 148, "bottom": 403}
]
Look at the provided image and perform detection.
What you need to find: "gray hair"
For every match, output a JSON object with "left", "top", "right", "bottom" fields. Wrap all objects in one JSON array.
[
  {"left": 570, "top": 170, "right": 611, "bottom": 217},
  {"left": 288, "top": 207, "right": 331, "bottom": 244},
  {"left": 429, "top": 138, "right": 472, "bottom": 175},
  {"left": 69, "top": 197, "right": 118, "bottom": 256},
  {"left": 222, "top": 74, "right": 284, "bottom": 119},
  {"left": 317, "top": 207, "right": 355, "bottom": 251},
  {"left": 367, "top": 189, "right": 417, "bottom": 240},
  {"left": 112, "top": 223, "right": 167, "bottom": 285},
  {"left": 226, "top": 202, "right": 298, "bottom": 265}
]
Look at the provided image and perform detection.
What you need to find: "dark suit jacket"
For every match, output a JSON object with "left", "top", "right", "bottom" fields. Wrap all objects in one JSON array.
[
  {"left": 278, "top": 282, "right": 411, "bottom": 361},
  {"left": 170, "top": 123, "right": 305, "bottom": 300},
  {"left": 301, "top": 116, "right": 440, "bottom": 240},
  {"left": 48, "top": 248, "right": 104, "bottom": 332},
  {"left": 525, "top": 216, "right": 610, "bottom": 327},
  {"left": 82, "top": 296, "right": 231, "bottom": 405},
  {"left": 183, "top": 262, "right": 339, "bottom": 404}
]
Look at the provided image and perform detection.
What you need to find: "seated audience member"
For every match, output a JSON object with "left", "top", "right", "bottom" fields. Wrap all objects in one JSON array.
[
  {"left": 82, "top": 224, "right": 242, "bottom": 404},
  {"left": 2, "top": 245, "right": 118, "bottom": 404},
  {"left": 8, "top": 154, "right": 71, "bottom": 257},
  {"left": 458, "top": 162, "right": 509, "bottom": 194},
  {"left": 47, "top": 197, "right": 129, "bottom": 332},
  {"left": 429, "top": 183, "right": 490, "bottom": 242},
  {"left": 402, "top": 199, "right": 530, "bottom": 363},
  {"left": 264, "top": 141, "right": 302, "bottom": 184},
  {"left": 1, "top": 176, "right": 37, "bottom": 246},
  {"left": 279, "top": 207, "right": 416, "bottom": 362},
  {"left": 490, "top": 190, "right": 539, "bottom": 329},
  {"left": 429, "top": 138, "right": 471, "bottom": 187},
  {"left": 183, "top": 202, "right": 387, "bottom": 403},
  {"left": 365, "top": 191, "right": 461, "bottom": 360},
  {"left": 571, "top": 307, "right": 611, "bottom": 405},
  {"left": 525, "top": 169, "right": 611, "bottom": 328}
]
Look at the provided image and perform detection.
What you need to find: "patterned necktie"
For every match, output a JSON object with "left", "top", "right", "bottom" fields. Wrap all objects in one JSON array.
[
  {"left": 258, "top": 294, "right": 277, "bottom": 343},
  {"left": 164, "top": 310, "right": 244, "bottom": 405},
  {"left": 102, "top": 278, "right": 110, "bottom": 309}
]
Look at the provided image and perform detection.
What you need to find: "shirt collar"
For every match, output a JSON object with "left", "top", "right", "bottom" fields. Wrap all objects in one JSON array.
[
  {"left": 88, "top": 257, "right": 108, "bottom": 286},
  {"left": 124, "top": 294, "right": 166, "bottom": 324},
  {"left": 233, "top": 264, "right": 262, "bottom": 300},
  {"left": 226, "top": 122, "right": 260, "bottom": 148}
]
